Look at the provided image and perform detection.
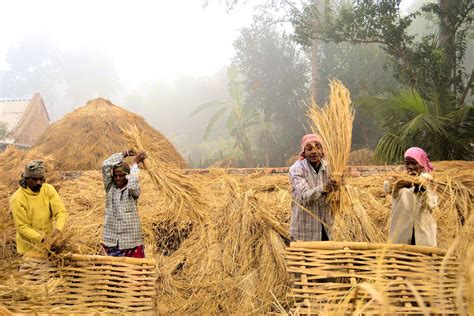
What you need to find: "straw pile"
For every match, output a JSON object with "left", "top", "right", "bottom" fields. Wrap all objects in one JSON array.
[
  {"left": 33, "top": 97, "right": 185, "bottom": 170},
  {"left": 0, "top": 110, "right": 472, "bottom": 313},
  {"left": 0, "top": 159, "right": 472, "bottom": 313},
  {"left": 121, "top": 126, "right": 290, "bottom": 313}
]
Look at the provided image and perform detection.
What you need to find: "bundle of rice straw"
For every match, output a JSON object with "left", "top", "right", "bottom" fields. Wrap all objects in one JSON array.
[
  {"left": 308, "top": 79, "right": 382, "bottom": 242},
  {"left": 123, "top": 125, "right": 205, "bottom": 222},
  {"left": 308, "top": 79, "right": 353, "bottom": 183},
  {"left": 385, "top": 167, "right": 473, "bottom": 252},
  {"left": 121, "top": 125, "right": 291, "bottom": 313}
]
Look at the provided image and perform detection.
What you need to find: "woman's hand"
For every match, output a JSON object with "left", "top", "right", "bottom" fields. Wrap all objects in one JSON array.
[
  {"left": 132, "top": 152, "right": 147, "bottom": 164},
  {"left": 123, "top": 149, "right": 137, "bottom": 157},
  {"left": 324, "top": 179, "right": 339, "bottom": 193}
]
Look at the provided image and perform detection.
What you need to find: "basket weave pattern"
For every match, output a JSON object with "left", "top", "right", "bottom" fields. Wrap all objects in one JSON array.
[
  {"left": 1, "top": 254, "right": 156, "bottom": 313},
  {"left": 285, "top": 241, "right": 465, "bottom": 314}
]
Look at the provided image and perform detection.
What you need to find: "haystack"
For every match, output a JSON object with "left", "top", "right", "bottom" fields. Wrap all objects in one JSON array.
[{"left": 33, "top": 98, "right": 185, "bottom": 170}]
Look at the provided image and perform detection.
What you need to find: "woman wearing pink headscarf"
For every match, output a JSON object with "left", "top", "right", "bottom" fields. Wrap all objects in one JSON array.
[
  {"left": 384, "top": 147, "right": 438, "bottom": 247},
  {"left": 288, "top": 134, "right": 338, "bottom": 241}
]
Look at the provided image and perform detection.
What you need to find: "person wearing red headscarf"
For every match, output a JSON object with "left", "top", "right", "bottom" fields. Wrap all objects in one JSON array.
[
  {"left": 288, "top": 134, "right": 338, "bottom": 241},
  {"left": 384, "top": 147, "right": 438, "bottom": 247}
]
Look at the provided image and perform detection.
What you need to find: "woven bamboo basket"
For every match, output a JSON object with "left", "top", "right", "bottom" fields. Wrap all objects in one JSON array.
[
  {"left": 0, "top": 254, "right": 157, "bottom": 313},
  {"left": 284, "top": 241, "right": 466, "bottom": 315}
]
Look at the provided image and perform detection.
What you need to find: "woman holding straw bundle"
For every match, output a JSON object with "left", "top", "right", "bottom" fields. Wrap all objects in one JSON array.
[
  {"left": 289, "top": 134, "right": 338, "bottom": 241},
  {"left": 384, "top": 147, "right": 438, "bottom": 247},
  {"left": 101, "top": 149, "right": 147, "bottom": 258}
]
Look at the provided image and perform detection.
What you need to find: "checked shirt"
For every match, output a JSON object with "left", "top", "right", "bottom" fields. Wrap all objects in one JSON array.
[
  {"left": 289, "top": 158, "right": 333, "bottom": 241},
  {"left": 102, "top": 153, "right": 143, "bottom": 249}
]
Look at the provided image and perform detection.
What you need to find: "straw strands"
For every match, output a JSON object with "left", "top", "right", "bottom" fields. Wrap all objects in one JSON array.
[
  {"left": 308, "top": 80, "right": 381, "bottom": 243},
  {"left": 0, "top": 160, "right": 472, "bottom": 313},
  {"left": 308, "top": 79, "right": 354, "bottom": 180}
]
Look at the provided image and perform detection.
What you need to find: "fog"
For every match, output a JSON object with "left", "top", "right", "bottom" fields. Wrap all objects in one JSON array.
[{"left": 1, "top": 0, "right": 472, "bottom": 166}]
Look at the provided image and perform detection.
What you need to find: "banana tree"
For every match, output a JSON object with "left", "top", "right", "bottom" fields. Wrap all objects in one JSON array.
[{"left": 190, "top": 66, "right": 260, "bottom": 167}]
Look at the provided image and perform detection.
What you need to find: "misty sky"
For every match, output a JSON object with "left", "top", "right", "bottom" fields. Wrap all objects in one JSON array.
[
  {"left": 0, "top": 0, "right": 418, "bottom": 90},
  {"left": 0, "top": 0, "right": 254, "bottom": 88}
]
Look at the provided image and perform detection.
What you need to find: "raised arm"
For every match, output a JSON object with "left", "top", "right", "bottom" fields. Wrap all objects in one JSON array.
[{"left": 128, "top": 152, "right": 147, "bottom": 199}]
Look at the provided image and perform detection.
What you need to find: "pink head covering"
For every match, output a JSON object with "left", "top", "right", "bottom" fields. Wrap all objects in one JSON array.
[
  {"left": 404, "top": 147, "right": 434, "bottom": 172},
  {"left": 299, "top": 134, "right": 324, "bottom": 160}
]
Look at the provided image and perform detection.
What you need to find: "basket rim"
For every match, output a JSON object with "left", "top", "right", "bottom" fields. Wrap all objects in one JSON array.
[
  {"left": 288, "top": 241, "right": 447, "bottom": 256},
  {"left": 22, "top": 253, "right": 156, "bottom": 265}
]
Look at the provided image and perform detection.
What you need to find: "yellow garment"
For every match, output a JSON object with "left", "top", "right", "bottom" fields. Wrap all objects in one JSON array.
[{"left": 10, "top": 183, "right": 68, "bottom": 254}]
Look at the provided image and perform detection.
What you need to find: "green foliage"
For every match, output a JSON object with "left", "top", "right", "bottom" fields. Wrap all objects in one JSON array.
[
  {"left": 291, "top": 0, "right": 474, "bottom": 105},
  {"left": 317, "top": 41, "right": 400, "bottom": 149},
  {"left": 290, "top": 0, "right": 473, "bottom": 162},
  {"left": 359, "top": 89, "right": 473, "bottom": 162},
  {"left": 190, "top": 66, "right": 260, "bottom": 166},
  {"left": 233, "top": 14, "right": 309, "bottom": 165}
]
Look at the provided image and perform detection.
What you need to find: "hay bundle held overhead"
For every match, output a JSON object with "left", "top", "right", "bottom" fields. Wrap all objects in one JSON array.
[
  {"left": 33, "top": 98, "right": 186, "bottom": 170},
  {"left": 309, "top": 79, "right": 354, "bottom": 180},
  {"left": 308, "top": 79, "right": 381, "bottom": 242}
]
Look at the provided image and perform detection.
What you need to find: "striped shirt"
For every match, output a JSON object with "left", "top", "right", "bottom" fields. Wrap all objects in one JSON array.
[
  {"left": 102, "top": 153, "right": 143, "bottom": 249},
  {"left": 289, "top": 158, "right": 333, "bottom": 241}
]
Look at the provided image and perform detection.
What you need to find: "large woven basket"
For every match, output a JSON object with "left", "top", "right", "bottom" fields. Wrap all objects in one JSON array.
[
  {"left": 284, "top": 241, "right": 466, "bottom": 315},
  {"left": 0, "top": 254, "right": 156, "bottom": 313}
]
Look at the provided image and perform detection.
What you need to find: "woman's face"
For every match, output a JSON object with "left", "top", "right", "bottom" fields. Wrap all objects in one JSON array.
[
  {"left": 405, "top": 157, "right": 424, "bottom": 176},
  {"left": 113, "top": 169, "right": 128, "bottom": 188},
  {"left": 304, "top": 141, "right": 323, "bottom": 164}
]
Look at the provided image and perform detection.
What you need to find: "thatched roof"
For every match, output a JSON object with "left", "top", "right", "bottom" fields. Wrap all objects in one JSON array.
[
  {"left": 0, "top": 93, "right": 50, "bottom": 146},
  {"left": 33, "top": 98, "right": 185, "bottom": 170}
]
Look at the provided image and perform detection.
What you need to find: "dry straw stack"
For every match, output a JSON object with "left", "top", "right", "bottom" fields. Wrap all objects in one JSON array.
[
  {"left": 120, "top": 126, "right": 291, "bottom": 313},
  {"left": 308, "top": 79, "right": 382, "bottom": 243},
  {"left": 33, "top": 97, "right": 186, "bottom": 170},
  {"left": 0, "top": 160, "right": 472, "bottom": 313}
]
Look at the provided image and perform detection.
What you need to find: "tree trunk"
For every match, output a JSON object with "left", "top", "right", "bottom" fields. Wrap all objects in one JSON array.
[
  {"left": 438, "top": 0, "right": 457, "bottom": 96},
  {"left": 310, "top": 0, "right": 325, "bottom": 104},
  {"left": 310, "top": 40, "right": 319, "bottom": 104}
]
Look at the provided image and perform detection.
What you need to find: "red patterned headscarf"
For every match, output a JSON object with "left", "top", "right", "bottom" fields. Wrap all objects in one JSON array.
[{"left": 299, "top": 134, "right": 324, "bottom": 160}]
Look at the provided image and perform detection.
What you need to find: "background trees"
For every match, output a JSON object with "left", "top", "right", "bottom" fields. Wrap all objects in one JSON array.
[
  {"left": 233, "top": 15, "right": 309, "bottom": 165},
  {"left": 290, "top": 0, "right": 473, "bottom": 161}
]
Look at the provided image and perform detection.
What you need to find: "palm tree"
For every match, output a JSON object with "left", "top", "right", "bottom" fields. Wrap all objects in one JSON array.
[
  {"left": 190, "top": 66, "right": 260, "bottom": 166},
  {"left": 359, "top": 89, "right": 473, "bottom": 163}
]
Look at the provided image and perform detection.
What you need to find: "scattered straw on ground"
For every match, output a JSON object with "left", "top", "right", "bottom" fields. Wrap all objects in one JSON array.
[{"left": 0, "top": 143, "right": 472, "bottom": 314}]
